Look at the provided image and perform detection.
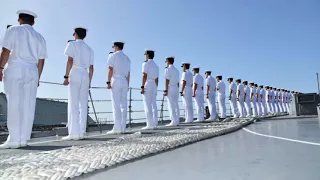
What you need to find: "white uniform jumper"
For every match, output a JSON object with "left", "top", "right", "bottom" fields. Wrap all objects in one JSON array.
[
  {"left": 193, "top": 73, "right": 204, "bottom": 121},
  {"left": 206, "top": 76, "right": 217, "bottom": 120},
  {"left": 2, "top": 25, "right": 47, "bottom": 144},
  {"left": 260, "top": 88, "right": 267, "bottom": 116},
  {"left": 244, "top": 86, "right": 251, "bottom": 117},
  {"left": 142, "top": 59, "right": 159, "bottom": 128},
  {"left": 274, "top": 91, "right": 279, "bottom": 114},
  {"left": 107, "top": 51, "right": 131, "bottom": 133},
  {"left": 256, "top": 88, "right": 262, "bottom": 116},
  {"left": 165, "top": 65, "right": 180, "bottom": 125},
  {"left": 287, "top": 92, "right": 291, "bottom": 110},
  {"left": 181, "top": 70, "right": 194, "bottom": 122},
  {"left": 266, "top": 89, "right": 271, "bottom": 113},
  {"left": 237, "top": 84, "right": 245, "bottom": 118},
  {"left": 250, "top": 86, "right": 258, "bottom": 116},
  {"left": 229, "top": 82, "right": 238, "bottom": 118},
  {"left": 270, "top": 90, "right": 275, "bottom": 113},
  {"left": 64, "top": 40, "right": 94, "bottom": 136},
  {"left": 216, "top": 81, "right": 226, "bottom": 118}
]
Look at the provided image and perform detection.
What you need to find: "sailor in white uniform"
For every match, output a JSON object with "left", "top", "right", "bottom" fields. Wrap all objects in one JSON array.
[
  {"left": 259, "top": 85, "right": 267, "bottom": 116},
  {"left": 269, "top": 86, "right": 275, "bottom": 114},
  {"left": 277, "top": 89, "right": 283, "bottom": 113},
  {"left": 164, "top": 56, "right": 180, "bottom": 126},
  {"left": 266, "top": 86, "right": 271, "bottom": 113},
  {"left": 243, "top": 81, "right": 251, "bottom": 117},
  {"left": 255, "top": 84, "right": 262, "bottom": 116},
  {"left": 141, "top": 49, "right": 159, "bottom": 130},
  {"left": 287, "top": 90, "right": 292, "bottom": 110},
  {"left": 273, "top": 87, "right": 279, "bottom": 114},
  {"left": 216, "top": 75, "right": 226, "bottom": 118},
  {"left": 228, "top": 78, "right": 239, "bottom": 118},
  {"left": 192, "top": 67, "right": 205, "bottom": 122},
  {"left": 180, "top": 62, "right": 194, "bottom": 123},
  {"left": 205, "top": 71, "right": 217, "bottom": 120},
  {"left": 62, "top": 27, "right": 94, "bottom": 140},
  {"left": 0, "top": 10, "right": 47, "bottom": 149},
  {"left": 236, "top": 79, "right": 245, "bottom": 118},
  {"left": 107, "top": 41, "right": 131, "bottom": 134},
  {"left": 249, "top": 82, "right": 258, "bottom": 117}
]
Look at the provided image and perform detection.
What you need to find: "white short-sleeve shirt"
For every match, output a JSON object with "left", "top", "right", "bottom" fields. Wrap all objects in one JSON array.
[
  {"left": 164, "top": 65, "right": 179, "bottom": 86},
  {"left": 206, "top": 76, "right": 216, "bottom": 93},
  {"left": 107, "top": 51, "right": 131, "bottom": 78},
  {"left": 237, "top": 84, "right": 245, "bottom": 98},
  {"left": 193, "top": 73, "right": 204, "bottom": 91},
  {"left": 229, "top": 82, "right": 237, "bottom": 95},
  {"left": 250, "top": 87, "right": 257, "bottom": 100},
  {"left": 142, "top": 59, "right": 159, "bottom": 80},
  {"left": 64, "top": 40, "right": 94, "bottom": 69},
  {"left": 216, "top": 81, "right": 226, "bottom": 94},
  {"left": 181, "top": 70, "right": 193, "bottom": 87},
  {"left": 2, "top": 24, "right": 47, "bottom": 64},
  {"left": 260, "top": 89, "right": 266, "bottom": 101},
  {"left": 245, "top": 86, "right": 250, "bottom": 99}
]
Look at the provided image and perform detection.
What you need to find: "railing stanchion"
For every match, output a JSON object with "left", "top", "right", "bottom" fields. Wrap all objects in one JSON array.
[
  {"left": 160, "top": 94, "right": 165, "bottom": 124},
  {"left": 128, "top": 87, "right": 132, "bottom": 128},
  {"left": 89, "top": 90, "right": 101, "bottom": 133}
]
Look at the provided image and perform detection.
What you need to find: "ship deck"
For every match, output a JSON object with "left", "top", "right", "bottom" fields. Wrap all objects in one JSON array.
[{"left": 0, "top": 115, "right": 319, "bottom": 180}]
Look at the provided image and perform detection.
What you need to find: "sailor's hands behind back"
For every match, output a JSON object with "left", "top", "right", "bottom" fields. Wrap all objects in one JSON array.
[{"left": 63, "top": 79, "right": 69, "bottom": 86}]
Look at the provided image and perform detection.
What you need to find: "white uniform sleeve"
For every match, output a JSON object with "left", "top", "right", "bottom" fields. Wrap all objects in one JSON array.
[
  {"left": 206, "top": 78, "right": 210, "bottom": 86},
  {"left": 2, "top": 26, "right": 15, "bottom": 51},
  {"left": 164, "top": 68, "right": 170, "bottom": 80},
  {"left": 38, "top": 37, "right": 48, "bottom": 59},
  {"left": 216, "top": 82, "right": 220, "bottom": 89},
  {"left": 106, "top": 53, "right": 115, "bottom": 68},
  {"left": 181, "top": 72, "right": 186, "bottom": 81},
  {"left": 127, "top": 56, "right": 131, "bottom": 71},
  {"left": 89, "top": 49, "right": 94, "bottom": 65},
  {"left": 156, "top": 65, "right": 159, "bottom": 78},
  {"left": 64, "top": 42, "right": 75, "bottom": 58},
  {"left": 142, "top": 62, "right": 147, "bottom": 74}
]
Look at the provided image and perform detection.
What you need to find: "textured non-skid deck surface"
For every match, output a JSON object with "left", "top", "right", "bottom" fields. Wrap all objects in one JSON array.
[{"left": 81, "top": 117, "right": 320, "bottom": 180}]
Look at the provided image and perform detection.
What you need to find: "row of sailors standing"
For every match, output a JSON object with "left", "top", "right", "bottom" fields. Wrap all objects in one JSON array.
[
  {"left": 139, "top": 55, "right": 296, "bottom": 131},
  {"left": 0, "top": 9, "right": 298, "bottom": 149}
]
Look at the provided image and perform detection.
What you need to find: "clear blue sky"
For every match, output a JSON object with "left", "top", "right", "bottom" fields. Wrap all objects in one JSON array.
[{"left": 0, "top": 0, "right": 319, "bottom": 120}]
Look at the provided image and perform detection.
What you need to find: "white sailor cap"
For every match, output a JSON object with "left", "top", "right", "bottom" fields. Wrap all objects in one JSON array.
[
  {"left": 192, "top": 66, "right": 200, "bottom": 69},
  {"left": 250, "top": 82, "right": 255, "bottom": 84},
  {"left": 112, "top": 41, "right": 125, "bottom": 44},
  {"left": 166, "top": 56, "right": 175, "bottom": 59},
  {"left": 181, "top": 62, "right": 190, "bottom": 67},
  {"left": 204, "top": 70, "right": 211, "bottom": 73},
  {"left": 17, "top": 10, "right": 38, "bottom": 18},
  {"left": 73, "top": 27, "right": 88, "bottom": 32},
  {"left": 145, "top": 49, "right": 155, "bottom": 52},
  {"left": 216, "top": 75, "right": 222, "bottom": 77}
]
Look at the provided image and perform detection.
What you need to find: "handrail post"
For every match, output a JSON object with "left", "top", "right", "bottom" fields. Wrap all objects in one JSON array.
[
  {"left": 160, "top": 94, "right": 165, "bottom": 124},
  {"left": 128, "top": 87, "right": 132, "bottom": 128}
]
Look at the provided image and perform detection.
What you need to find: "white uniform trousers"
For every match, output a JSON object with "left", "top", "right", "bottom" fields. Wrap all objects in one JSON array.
[
  {"left": 271, "top": 100, "right": 276, "bottom": 113},
  {"left": 229, "top": 95, "right": 238, "bottom": 117},
  {"left": 110, "top": 78, "right": 128, "bottom": 132},
  {"left": 194, "top": 89, "right": 204, "bottom": 121},
  {"left": 257, "top": 100, "right": 262, "bottom": 116},
  {"left": 218, "top": 93, "right": 226, "bottom": 118},
  {"left": 182, "top": 86, "right": 194, "bottom": 122},
  {"left": 167, "top": 85, "right": 180, "bottom": 125},
  {"left": 274, "top": 100, "right": 280, "bottom": 113},
  {"left": 142, "top": 80, "right": 158, "bottom": 128},
  {"left": 286, "top": 102, "right": 290, "bottom": 112},
  {"left": 207, "top": 92, "right": 217, "bottom": 120},
  {"left": 68, "top": 67, "right": 89, "bottom": 136},
  {"left": 237, "top": 97, "right": 245, "bottom": 118},
  {"left": 251, "top": 100, "right": 258, "bottom": 116},
  {"left": 279, "top": 101, "right": 283, "bottom": 113},
  {"left": 4, "top": 62, "right": 38, "bottom": 142},
  {"left": 244, "top": 98, "right": 251, "bottom": 116},
  {"left": 262, "top": 100, "right": 267, "bottom": 116},
  {"left": 282, "top": 101, "right": 287, "bottom": 112}
]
